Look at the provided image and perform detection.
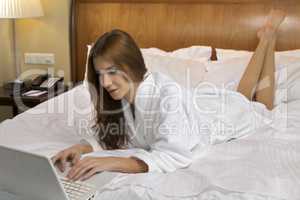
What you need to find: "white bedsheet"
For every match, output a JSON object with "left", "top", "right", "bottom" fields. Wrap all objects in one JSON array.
[
  {"left": 0, "top": 85, "right": 300, "bottom": 200},
  {"left": 93, "top": 118, "right": 300, "bottom": 200}
]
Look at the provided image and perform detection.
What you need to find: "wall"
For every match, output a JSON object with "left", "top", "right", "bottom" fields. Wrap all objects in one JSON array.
[
  {"left": 0, "top": 0, "right": 71, "bottom": 121},
  {"left": 0, "top": 20, "right": 15, "bottom": 85},
  {"left": 0, "top": 20, "right": 14, "bottom": 121},
  {"left": 16, "top": 0, "right": 71, "bottom": 82}
]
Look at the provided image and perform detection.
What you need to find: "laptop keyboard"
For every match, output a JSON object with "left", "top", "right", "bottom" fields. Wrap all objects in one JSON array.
[{"left": 60, "top": 177, "right": 96, "bottom": 200}]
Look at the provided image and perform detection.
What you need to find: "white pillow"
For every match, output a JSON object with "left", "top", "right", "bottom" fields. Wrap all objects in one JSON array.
[
  {"left": 203, "top": 55, "right": 300, "bottom": 105},
  {"left": 142, "top": 46, "right": 212, "bottom": 62},
  {"left": 215, "top": 48, "right": 300, "bottom": 61},
  {"left": 206, "top": 48, "right": 252, "bottom": 72},
  {"left": 169, "top": 45, "right": 212, "bottom": 62},
  {"left": 215, "top": 48, "right": 252, "bottom": 62},
  {"left": 141, "top": 48, "right": 169, "bottom": 56},
  {"left": 143, "top": 53, "right": 207, "bottom": 89},
  {"left": 203, "top": 57, "right": 251, "bottom": 91},
  {"left": 277, "top": 49, "right": 300, "bottom": 58},
  {"left": 282, "top": 61, "right": 300, "bottom": 102}
]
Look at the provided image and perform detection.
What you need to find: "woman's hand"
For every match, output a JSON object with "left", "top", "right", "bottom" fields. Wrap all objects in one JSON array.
[
  {"left": 51, "top": 144, "right": 93, "bottom": 172},
  {"left": 67, "top": 156, "right": 148, "bottom": 181}
]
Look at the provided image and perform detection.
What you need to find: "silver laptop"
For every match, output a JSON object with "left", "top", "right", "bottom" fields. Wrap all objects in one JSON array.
[{"left": 0, "top": 145, "right": 98, "bottom": 200}]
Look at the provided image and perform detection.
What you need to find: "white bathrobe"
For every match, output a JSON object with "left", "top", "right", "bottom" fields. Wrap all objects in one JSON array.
[{"left": 82, "top": 72, "right": 270, "bottom": 173}]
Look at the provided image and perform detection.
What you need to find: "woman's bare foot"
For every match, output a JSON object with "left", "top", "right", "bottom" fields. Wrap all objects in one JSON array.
[
  {"left": 266, "top": 9, "right": 286, "bottom": 30},
  {"left": 257, "top": 9, "right": 286, "bottom": 39}
]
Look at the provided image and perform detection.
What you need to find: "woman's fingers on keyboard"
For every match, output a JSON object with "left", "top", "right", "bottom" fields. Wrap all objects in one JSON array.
[
  {"left": 67, "top": 159, "right": 95, "bottom": 181},
  {"left": 80, "top": 168, "right": 98, "bottom": 181},
  {"left": 71, "top": 154, "right": 80, "bottom": 166},
  {"left": 57, "top": 160, "right": 66, "bottom": 172},
  {"left": 51, "top": 156, "right": 58, "bottom": 164},
  {"left": 52, "top": 153, "right": 67, "bottom": 172},
  {"left": 72, "top": 164, "right": 95, "bottom": 181},
  {"left": 51, "top": 155, "right": 62, "bottom": 170},
  {"left": 60, "top": 155, "right": 69, "bottom": 172}
]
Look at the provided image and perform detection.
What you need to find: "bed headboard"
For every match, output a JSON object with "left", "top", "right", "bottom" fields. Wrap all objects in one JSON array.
[{"left": 70, "top": 0, "right": 300, "bottom": 82}]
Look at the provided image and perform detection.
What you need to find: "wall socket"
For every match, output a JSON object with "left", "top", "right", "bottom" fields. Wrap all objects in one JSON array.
[{"left": 24, "top": 53, "right": 55, "bottom": 65}]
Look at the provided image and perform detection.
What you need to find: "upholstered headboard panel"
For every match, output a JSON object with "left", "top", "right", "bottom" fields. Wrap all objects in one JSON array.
[{"left": 70, "top": 0, "right": 300, "bottom": 82}]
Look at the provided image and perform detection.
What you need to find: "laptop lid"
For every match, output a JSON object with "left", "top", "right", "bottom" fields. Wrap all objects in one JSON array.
[{"left": 0, "top": 145, "right": 69, "bottom": 200}]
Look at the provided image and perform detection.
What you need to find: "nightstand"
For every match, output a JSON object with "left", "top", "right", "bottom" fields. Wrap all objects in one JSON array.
[{"left": 0, "top": 85, "right": 67, "bottom": 117}]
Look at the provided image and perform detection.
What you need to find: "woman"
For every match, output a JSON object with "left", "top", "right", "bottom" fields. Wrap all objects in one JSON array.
[{"left": 52, "top": 10, "right": 286, "bottom": 182}]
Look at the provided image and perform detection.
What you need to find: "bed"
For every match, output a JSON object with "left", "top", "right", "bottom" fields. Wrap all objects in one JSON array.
[{"left": 1, "top": 0, "right": 300, "bottom": 199}]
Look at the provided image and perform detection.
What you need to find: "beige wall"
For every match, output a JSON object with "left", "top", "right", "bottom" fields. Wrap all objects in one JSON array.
[
  {"left": 0, "top": 19, "right": 15, "bottom": 121},
  {"left": 0, "top": 20, "right": 15, "bottom": 85},
  {"left": 16, "top": 0, "right": 71, "bottom": 82},
  {"left": 0, "top": 20, "right": 16, "bottom": 121},
  {"left": 0, "top": 0, "right": 71, "bottom": 121}
]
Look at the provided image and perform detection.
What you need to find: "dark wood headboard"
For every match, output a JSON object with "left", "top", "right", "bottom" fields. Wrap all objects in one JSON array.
[{"left": 70, "top": 0, "right": 300, "bottom": 82}]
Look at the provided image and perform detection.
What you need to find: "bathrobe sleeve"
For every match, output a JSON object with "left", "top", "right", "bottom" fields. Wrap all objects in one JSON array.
[
  {"left": 81, "top": 79, "right": 195, "bottom": 173},
  {"left": 129, "top": 88, "right": 194, "bottom": 173},
  {"left": 80, "top": 136, "right": 103, "bottom": 152}
]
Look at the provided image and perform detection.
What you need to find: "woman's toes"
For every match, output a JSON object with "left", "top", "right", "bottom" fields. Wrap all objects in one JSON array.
[{"left": 268, "top": 9, "right": 287, "bottom": 30}]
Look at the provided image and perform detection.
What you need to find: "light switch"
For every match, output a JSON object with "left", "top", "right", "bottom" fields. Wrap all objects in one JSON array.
[{"left": 24, "top": 53, "right": 55, "bottom": 65}]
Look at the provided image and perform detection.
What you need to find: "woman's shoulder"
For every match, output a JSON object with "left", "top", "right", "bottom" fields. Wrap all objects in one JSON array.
[{"left": 135, "top": 71, "right": 185, "bottom": 107}]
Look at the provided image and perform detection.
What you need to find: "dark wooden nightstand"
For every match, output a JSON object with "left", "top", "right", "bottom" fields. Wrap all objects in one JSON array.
[{"left": 0, "top": 85, "right": 67, "bottom": 117}]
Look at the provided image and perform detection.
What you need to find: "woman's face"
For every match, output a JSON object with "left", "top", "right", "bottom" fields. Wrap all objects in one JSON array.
[{"left": 94, "top": 59, "right": 132, "bottom": 101}]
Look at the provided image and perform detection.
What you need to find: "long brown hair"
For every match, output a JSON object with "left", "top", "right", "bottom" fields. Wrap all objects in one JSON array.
[{"left": 86, "top": 29, "right": 147, "bottom": 150}]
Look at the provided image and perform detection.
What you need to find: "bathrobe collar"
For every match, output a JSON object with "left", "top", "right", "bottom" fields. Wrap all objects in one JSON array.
[{"left": 121, "top": 70, "right": 153, "bottom": 146}]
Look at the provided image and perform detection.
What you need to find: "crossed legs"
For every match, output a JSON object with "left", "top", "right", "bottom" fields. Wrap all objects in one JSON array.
[{"left": 237, "top": 9, "right": 286, "bottom": 110}]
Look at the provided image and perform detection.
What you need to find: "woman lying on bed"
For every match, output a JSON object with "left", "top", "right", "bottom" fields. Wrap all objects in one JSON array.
[{"left": 52, "top": 10, "right": 286, "bottom": 181}]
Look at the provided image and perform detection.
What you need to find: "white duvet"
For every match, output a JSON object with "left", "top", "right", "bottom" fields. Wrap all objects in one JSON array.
[
  {"left": 1, "top": 46, "right": 300, "bottom": 200},
  {"left": 0, "top": 84, "right": 300, "bottom": 200},
  {"left": 89, "top": 101, "right": 300, "bottom": 200}
]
